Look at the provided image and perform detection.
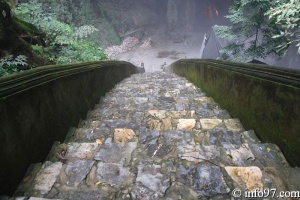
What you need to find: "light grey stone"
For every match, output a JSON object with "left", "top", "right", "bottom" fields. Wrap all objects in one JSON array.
[
  {"left": 96, "top": 163, "right": 131, "bottom": 186},
  {"left": 250, "top": 143, "right": 290, "bottom": 167},
  {"left": 163, "top": 130, "right": 192, "bottom": 145},
  {"left": 94, "top": 142, "right": 137, "bottom": 164},
  {"left": 223, "top": 143, "right": 255, "bottom": 166},
  {"left": 66, "top": 143, "right": 98, "bottom": 159},
  {"left": 178, "top": 145, "right": 221, "bottom": 163},
  {"left": 242, "top": 130, "right": 261, "bottom": 144},
  {"left": 136, "top": 165, "right": 170, "bottom": 197},
  {"left": 34, "top": 162, "right": 62, "bottom": 194},
  {"left": 104, "top": 137, "right": 112, "bottom": 144},
  {"left": 65, "top": 160, "right": 95, "bottom": 187},
  {"left": 224, "top": 119, "right": 244, "bottom": 132},
  {"left": 200, "top": 119, "right": 222, "bottom": 130}
]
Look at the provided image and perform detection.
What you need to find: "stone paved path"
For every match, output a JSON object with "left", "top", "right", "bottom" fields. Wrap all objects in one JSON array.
[{"left": 15, "top": 72, "right": 300, "bottom": 199}]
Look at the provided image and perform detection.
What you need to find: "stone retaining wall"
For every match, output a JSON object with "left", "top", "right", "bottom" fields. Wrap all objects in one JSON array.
[
  {"left": 0, "top": 61, "right": 143, "bottom": 195},
  {"left": 169, "top": 59, "right": 300, "bottom": 166}
]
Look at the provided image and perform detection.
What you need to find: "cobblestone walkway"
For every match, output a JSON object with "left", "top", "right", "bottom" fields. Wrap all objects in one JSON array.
[{"left": 15, "top": 72, "right": 299, "bottom": 199}]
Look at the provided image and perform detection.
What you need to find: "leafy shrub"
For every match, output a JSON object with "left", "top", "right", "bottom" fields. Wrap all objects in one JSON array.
[
  {"left": 57, "top": 41, "right": 107, "bottom": 64},
  {"left": 0, "top": 55, "right": 28, "bottom": 76},
  {"left": 14, "top": 1, "right": 107, "bottom": 64}
]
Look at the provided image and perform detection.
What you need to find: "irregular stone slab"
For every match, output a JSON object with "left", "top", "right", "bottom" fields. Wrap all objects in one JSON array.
[
  {"left": 174, "top": 97, "right": 189, "bottom": 104},
  {"left": 147, "top": 118, "right": 172, "bottom": 131},
  {"left": 79, "top": 120, "right": 101, "bottom": 129},
  {"left": 178, "top": 145, "right": 220, "bottom": 164},
  {"left": 249, "top": 143, "right": 289, "bottom": 167},
  {"left": 166, "top": 89, "right": 180, "bottom": 96},
  {"left": 169, "top": 110, "right": 195, "bottom": 118},
  {"left": 34, "top": 162, "right": 62, "bottom": 194},
  {"left": 96, "top": 163, "right": 131, "bottom": 187},
  {"left": 94, "top": 142, "right": 137, "bottom": 165},
  {"left": 213, "top": 109, "right": 231, "bottom": 119},
  {"left": 225, "top": 166, "right": 263, "bottom": 191},
  {"left": 194, "top": 97, "right": 215, "bottom": 104},
  {"left": 66, "top": 143, "right": 98, "bottom": 160},
  {"left": 159, "top": 96, "right": 175, "bottom": 104},
  {"left": 194, "top": 131, "right": 211, "bottom": 145},
  {"left": 102, "top": 118, "right": 142, "bottom": 131},
  {"left": 114, "top": 128, "right": 135, "bottom": 143},
  {"left": 241, "top": 130, "right": 261, "bottom": 144},
  {"left": 146, "top": 143, "right": 174, "bottom": 158},
  {"left": 131, "top": 184, "right": 156, "bottom": 199},
  {"left": 136, "top": 165, "right": 170, "bottom": 197},
  {"left": 208, "top": 130, "right": 242, "bottom": 146},
  {"left": 164, "top": 182, "right": 199, "bottom": 199},
  {"left": 140, "top": 131, "right": 160, "bottom": 148},
  {"left": 177, "top": 165, "right": 230, "bottom": 196},
  {"left": 185, "top": 82, "right": 196, "bottom": 88},
  {"left": 133, "top": 97, "right": 149, "bottom": 104},
  {"left": 175, "top": 103, "right": 185, "bottom": 111},
  {"left": 224, "top": 119, "right": 244, "bottom": 132},
  {"left": 75, "top": 128, "right": 95, "bottom": 141},
  {"left": 64, "top": 160, "right": 95, "bottom": 187},
  {"left": 161, "top": 118, "right": 172, "bottom": 130},
  {"left": 195, "top": 109, "right": 215, "bottom": 118},
  {"left": 264, "top": 167, "right": 300, "bottom": 191},
  {"left": 147, "top": 120, "right": 161, "bottom": 131},
  {"left": 177, "top": 119, "right": 196, "bottom": 130},
  {"left": 202, "top": 102, "right": 219, "bottom": 110},
  {"left": 223, "top": 144, "right": 255, "bottom": 166},
  {"left": 104, "top": 137, "right": 112, "bottom": 144},
  {"left": 200, "top": 119, "right": 222, "bottom": 130},
  {"left": 147, "top": 110, "right": 166, "bottom": 119},
  {"left": 163, "top": 130, "right": 192, "bottom": 145}
]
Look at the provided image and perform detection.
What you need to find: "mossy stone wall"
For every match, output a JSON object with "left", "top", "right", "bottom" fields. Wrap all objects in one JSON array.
[
  {"left": 0, "top": 61, "right": 143, "bottom": 195},
  {"left": 170, "top": 59, "right": 300, "bottom": 167}
]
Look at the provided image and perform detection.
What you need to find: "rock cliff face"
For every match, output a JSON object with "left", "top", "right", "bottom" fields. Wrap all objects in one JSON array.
[{"left": 102, "top": 0, "right": 230, "bottom": 38}]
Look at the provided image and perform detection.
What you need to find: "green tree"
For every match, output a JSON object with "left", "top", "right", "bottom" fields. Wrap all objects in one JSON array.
[
  {"left": 14, "top": 0, "right": 107, "bottom": 64},
  {"left": 214, "top": 0, "right": 288, "bottom": 62},
  {"left": 266, "top": 0, "right": 300, "bottom": 54}
]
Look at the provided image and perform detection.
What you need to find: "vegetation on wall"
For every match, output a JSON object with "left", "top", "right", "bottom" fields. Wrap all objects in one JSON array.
[{"left": 213, "top": 0, "right": 291, "bottom": 62}]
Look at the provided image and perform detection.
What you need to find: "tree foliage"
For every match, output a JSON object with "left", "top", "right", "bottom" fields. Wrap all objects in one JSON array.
[
  {"left": 0, "top": 55, "right": 28, "bottom": 76},
  {"left": 214, "top": 0, "right": 289, "bottom": 62},
  {"left": 266, "top": 0, "right": 300, "bottom": 53},
  {"left": 13, "top": 0, "right": 107, "bottom": 64}
]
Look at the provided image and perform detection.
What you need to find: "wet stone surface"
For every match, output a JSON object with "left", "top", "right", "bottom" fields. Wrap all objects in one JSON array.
[
  {"left": 177, "top": 165, "right": 230, "bottom": 196},
  {"left": 15, "top": 72, "right": 298, "bottom": 199},
  {"left": 94, "top": 142, "right": 137, "bottom": 165},
  {"left": 64, "top": 160, "right": 95, "bottom": 187}
]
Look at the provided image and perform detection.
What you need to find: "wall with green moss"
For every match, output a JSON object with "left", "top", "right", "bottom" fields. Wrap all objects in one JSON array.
[
  {"left": 170, "top": 59, "right": 300, "bottom": 166},
  {"left": 0, "top": 61, "right": 143, "bottom": 195}
]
